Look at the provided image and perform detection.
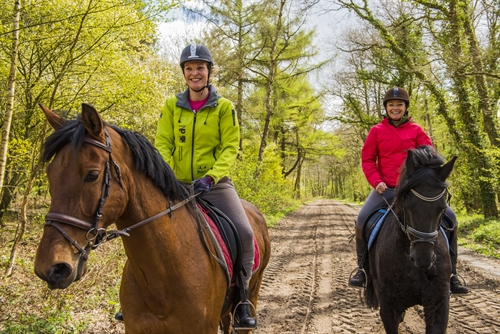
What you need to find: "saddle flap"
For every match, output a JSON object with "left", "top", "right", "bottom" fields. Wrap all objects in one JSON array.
[{"left": 197, "top": 198, "right": 242, "bottom": 273}]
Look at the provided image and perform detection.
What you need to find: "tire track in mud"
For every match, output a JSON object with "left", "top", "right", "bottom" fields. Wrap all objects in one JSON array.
[{"left": 256, "top": 199, "right": 500, "bottom": 334}]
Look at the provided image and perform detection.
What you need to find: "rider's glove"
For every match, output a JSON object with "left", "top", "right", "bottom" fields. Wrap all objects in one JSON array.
[{"left": 192, "top": 176, "right": 214, "bottom": 194}]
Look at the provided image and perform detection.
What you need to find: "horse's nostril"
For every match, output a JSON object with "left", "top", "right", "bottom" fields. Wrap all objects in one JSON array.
[{"left": 48, "top": 262, "right": 72, "bottom": 282}]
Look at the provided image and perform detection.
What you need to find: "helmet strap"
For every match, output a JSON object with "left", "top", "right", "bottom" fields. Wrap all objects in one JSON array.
[{"left": 190, "top": 72, "right": 211, "bottom": 95}]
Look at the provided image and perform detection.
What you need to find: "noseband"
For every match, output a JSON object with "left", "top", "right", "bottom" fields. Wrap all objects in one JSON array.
[
  {"left": 399, "top": 188, "right": 448, "bottom": 245},
  {"left": 44, "top": 128, "right": 197, "bottom": 261}
]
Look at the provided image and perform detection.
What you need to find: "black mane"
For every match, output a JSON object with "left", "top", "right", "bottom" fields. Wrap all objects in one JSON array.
[
  {"left": 394, "top": 145, "right": 449, "bottom": 209},
  {"left": 43, "top": 118, "right": 186, "bottom": 201}
]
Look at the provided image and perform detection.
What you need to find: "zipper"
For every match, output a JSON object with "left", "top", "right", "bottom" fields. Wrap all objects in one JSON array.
[{"left": 191, "top": 112, "right": 197, "bottom": 180}]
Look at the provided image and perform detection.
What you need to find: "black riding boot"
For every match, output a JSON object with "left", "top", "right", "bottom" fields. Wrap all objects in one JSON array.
[
  {"left": 349, "top": 228, "right": 368, "bottom": 288},
  {"left": 232, "top": 286, "right": 257, "bottom": 331},
  {"left": 449, "top": 233, "right": 469, "bottom": 294},
  {"left": 115, "top": 312, "right": 123, "bottom": 321},
  {"left": 234, "top": 301, "right": 257, "bottom": 330}
]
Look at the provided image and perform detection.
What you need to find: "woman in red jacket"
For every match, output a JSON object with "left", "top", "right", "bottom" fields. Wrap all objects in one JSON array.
[{"left": 348, "top": 87, "right": 468, "bottom": 294}]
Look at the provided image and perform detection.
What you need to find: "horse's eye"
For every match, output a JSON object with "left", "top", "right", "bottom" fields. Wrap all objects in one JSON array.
[{"left": 84, "top": 170, "right": 100, "bottom": 183}]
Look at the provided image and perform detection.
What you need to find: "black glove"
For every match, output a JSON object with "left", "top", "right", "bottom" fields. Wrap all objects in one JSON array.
[{"left": 192, "top": 176, "right": 214, "bottom": 194}]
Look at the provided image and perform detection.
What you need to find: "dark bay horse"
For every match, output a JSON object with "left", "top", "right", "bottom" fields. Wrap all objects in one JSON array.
[
  {"left": 34, "top": 103, "right": 271, "bottom": 334},
  {"left": 365, "top": 146, "right": 456, "bottom": 334}
]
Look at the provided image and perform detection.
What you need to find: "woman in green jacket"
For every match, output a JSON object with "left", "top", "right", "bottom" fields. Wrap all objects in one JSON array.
[{"left": 155, "top": 44, "right": 256, "bottom": 330}]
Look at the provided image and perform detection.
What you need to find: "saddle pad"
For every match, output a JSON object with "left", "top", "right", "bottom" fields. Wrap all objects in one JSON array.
[{"left": 198, "top": 205, "right": 260, "bottom": 281}]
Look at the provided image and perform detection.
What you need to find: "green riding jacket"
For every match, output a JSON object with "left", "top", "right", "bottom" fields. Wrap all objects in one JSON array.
[{"left": 154, "top": 85, "right": 239, "bottom": 184}]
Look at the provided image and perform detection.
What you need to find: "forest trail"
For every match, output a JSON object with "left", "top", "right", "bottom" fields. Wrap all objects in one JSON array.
[{"left": 255, "top": 199, "right": 500, "bottom": 334}]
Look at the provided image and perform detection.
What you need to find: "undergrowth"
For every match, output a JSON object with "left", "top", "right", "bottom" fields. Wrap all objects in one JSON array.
[{"left": 456, "top": 214, "right": 500, "bottom": 259}]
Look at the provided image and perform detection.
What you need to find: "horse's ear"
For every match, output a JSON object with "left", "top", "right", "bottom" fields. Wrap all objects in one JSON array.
[
  {"left": 39, "top": 103, "right": 66, "bottom": 130},
  {"left": 405, "top": 150, "right": 416, "bottom": 177},
  {"left": 439, "top": 156, "right": 457, "bottom": 181},
  {"left": 81, "top": 103, "right": 104, "bottom": 140}
]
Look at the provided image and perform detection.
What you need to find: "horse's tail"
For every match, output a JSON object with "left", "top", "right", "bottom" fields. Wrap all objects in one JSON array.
[{"left": 363, "top": 276, "right": 379, "bottom": 309}]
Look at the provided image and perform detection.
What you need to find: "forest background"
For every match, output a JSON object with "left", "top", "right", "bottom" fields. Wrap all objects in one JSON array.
[{"left": 0, "top": 0, "right": 499, "bottom": 331}]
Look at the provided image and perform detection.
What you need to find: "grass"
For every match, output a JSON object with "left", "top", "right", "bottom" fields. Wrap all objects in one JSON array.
[
  {"left": 0, "top": 219, "right": 126, "bottom": 334},
  {"left": 456, "top": 213, "right": 500, "bottom": 259}
]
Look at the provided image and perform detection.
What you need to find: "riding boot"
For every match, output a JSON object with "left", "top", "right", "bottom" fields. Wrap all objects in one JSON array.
[
  {"left": 115, "top": 312, "right": 123, "bottom": 322},
  {"left": 233, "top": 290, "right": 257, "bottom": 330},
  {"left": 449, "top": 230, "right": 469, "bottom": 294},
  {"left": 348, "top": 227, "right": 368, "bottom": 288}
]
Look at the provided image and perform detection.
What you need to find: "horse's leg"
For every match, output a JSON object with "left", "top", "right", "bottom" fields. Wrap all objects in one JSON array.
[
  {"left": 221, "top": 315, "right": 232, "bottom": 334},
  {"left": 423, "top": 295, "right": 450, "bottom": 334},
  {"left": 379, "top": 303, "right": 402, "bottom": 334}
]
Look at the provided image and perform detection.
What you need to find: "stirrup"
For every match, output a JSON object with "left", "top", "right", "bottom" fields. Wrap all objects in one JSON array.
[
  {"left": 232, "top": 300, "right": 257, "bottom": 331},
  {"left": 450, "top": 273, "right": 469, "bottom": 294},
  {"left": 348, "top": 267, "right": 367, "bottom": 289}
]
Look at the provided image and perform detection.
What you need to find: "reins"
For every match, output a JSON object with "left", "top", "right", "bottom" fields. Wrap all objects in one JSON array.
[
  {"left": 384, "top": 187, "right": 449, "bottom": 245},
  {"left": 44, "top": 128, "right": 199, "bottom": 260}
]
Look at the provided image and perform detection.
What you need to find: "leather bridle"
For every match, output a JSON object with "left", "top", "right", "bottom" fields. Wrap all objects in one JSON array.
[
  {"left": 399, "top": 188, "right": 448, "bottom": 245},
  {"left": 44, "top": 128, "right": 196, "bottom": 261}
]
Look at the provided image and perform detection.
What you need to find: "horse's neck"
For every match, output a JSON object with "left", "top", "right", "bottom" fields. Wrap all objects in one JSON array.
[
  {"left": 385, "top": 210, "right": 407, "bottom": 240},
  {"left": 117, "top": 177, "right": 187, "bottom": 255}
]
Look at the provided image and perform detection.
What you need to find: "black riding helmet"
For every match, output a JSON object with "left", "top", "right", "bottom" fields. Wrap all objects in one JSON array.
[
  {"left": 179, "top": 44, "right": 214, "bottom": 69},
  {"left": 180, "top": 44, "right": 214, "bottom": 93},
  {"left": 383, "top": 87, "right": 410, "bottom": 109}
]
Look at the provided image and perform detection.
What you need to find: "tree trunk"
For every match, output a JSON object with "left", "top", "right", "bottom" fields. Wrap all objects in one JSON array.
[
  {"left": 256, "top": 0, "right": 285, "bottom": 171},
  {"left": 0, "top": 0, "right": 21, "bottom": 196}
]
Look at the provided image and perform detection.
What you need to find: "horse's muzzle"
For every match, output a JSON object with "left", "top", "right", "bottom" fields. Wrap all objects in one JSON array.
[
  {"left": 35, "top": 261, "right": 86, "bottom": 290},
  {"left": 410, "top": 246, "right": 436, "bottom": 269}
]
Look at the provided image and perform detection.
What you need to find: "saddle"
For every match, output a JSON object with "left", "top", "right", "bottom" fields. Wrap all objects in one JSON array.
[
  {"left": 196, "top": 198, "right": 261, "bottom": 319},
  {"left": 196, "top": 198, "right": 260, "bottom": 284},
  {"left": 197, "top": 198, "right": 242, "bottom": 281}
]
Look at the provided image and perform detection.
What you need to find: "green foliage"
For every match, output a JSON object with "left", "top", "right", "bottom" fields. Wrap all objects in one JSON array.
[
  {"left": 231, "top": 143, "right": 300, "bottom": 226},
  {"left": 1, "top": 303, "right": 89, "bottom": 333},
  {"left": 457, "top": 214, "right": 500, "bottom": 259}
]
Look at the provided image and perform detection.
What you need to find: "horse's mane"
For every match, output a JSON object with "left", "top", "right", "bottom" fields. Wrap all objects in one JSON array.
[
  {"left": 42, "top": 117, "right": 187, "bottom": 201},
  {"left": 394, "top": 145, "right": 449, "bottom": 209}
]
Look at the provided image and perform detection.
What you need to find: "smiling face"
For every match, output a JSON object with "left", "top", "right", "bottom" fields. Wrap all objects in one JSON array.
[
  {"left": 385, "top": 99, "right": 407, "bottom": 122},
  {"left": 183, "top": 60, "right": 209, "bottom": 93}
]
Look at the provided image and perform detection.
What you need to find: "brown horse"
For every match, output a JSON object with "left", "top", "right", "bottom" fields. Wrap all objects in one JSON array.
[{"left": 34, "top": 103, "right": 271, "bottom": 334}]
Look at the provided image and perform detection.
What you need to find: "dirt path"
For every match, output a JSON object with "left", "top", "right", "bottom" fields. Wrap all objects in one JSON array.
[{"left": 255, "top": 199, "right": 500, "bottom": 334}]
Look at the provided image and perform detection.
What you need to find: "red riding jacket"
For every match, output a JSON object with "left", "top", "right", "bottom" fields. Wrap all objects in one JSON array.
[{"left": 361, "top": 117, "right": 433, "bottom": 189}]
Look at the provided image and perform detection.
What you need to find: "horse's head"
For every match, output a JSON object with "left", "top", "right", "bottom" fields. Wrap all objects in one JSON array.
[
  {"left": 34, "top": 103, "right": 130, "bottom": 289},
  {"left": 395, "top": 146, "right": 456, "bottom": 270}
]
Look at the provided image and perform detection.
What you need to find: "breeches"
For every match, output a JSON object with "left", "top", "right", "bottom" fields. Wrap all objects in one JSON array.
[{"left": 201, "top": 177, "right": 255, "bottom": 289}]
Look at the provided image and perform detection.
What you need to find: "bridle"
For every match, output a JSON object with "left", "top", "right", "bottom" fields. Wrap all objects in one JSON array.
[
  {"left": 386, "top": 187, "right": 448, "bottom": 246},
  {"left": 399, "top": 188, "right": 448, "bottom": 245},
  {"left": 44, "top": 128, "right": 196, "bottom": 261}
]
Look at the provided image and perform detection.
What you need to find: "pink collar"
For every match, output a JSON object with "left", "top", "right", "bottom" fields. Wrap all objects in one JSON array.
[{"left": 189, "top": 97, "right": 209, "bottom": 112}]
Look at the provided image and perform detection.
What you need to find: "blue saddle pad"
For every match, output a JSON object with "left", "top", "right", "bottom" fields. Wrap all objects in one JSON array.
[{"left": 367, "top": 209, "right": 389, "bottom": 250}]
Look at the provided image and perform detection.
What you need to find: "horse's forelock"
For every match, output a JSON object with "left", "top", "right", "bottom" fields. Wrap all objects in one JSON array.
[{"left": 43, "top": 120, "right": 86, "bottom": 162}]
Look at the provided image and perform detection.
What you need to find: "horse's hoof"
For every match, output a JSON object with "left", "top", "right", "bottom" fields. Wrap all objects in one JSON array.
[{"left": 115, "top": 312, "right": 124, "bottom": 322}]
